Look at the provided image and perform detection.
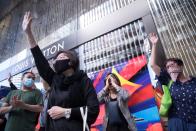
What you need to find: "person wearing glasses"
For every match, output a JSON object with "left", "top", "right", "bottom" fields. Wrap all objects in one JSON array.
[
  {"left": 0, "top": 72, "right": 43, "bottom": 131},
  {"left": 98, "top": 73, "right": 137, "bottom": 131},
  {"left": 149, "top": 33, "right": 196, "bottom": 131}
]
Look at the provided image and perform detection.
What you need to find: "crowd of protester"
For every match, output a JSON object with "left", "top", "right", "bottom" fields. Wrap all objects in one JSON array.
[{"left": 0, "top": 12, "right": 195, "bottom": 131}]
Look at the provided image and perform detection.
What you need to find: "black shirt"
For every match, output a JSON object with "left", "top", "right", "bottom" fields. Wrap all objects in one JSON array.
[
  {"left": 108, "top": 98, "right": 127, "bottom": 125},
  {"left": 31, "top": 45, "right": 99, "bottom": 131}
]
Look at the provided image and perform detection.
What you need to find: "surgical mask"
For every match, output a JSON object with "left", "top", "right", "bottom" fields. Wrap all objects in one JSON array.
[
  {"left": 54, "top": 59, "right": 71, "bottom": 74},
  {"left": 23, "top": 78, "right": 34, "bottom": 88},
  {"left": 168, "top": 67, "right": 183, "bottom": 81}
]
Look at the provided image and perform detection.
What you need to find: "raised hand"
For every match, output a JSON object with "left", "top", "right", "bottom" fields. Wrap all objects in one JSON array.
[
  {"left": 8, "top": 73, "right": 12, "bottom": 83},
  {"left": 149, "top": 32, "right": 161, "bottom": 76},
  {"left": 149, "top": 33, "right": 158, "bottom": 45},
  {"left": 22, "top": 11, "right": 33, "bottom": 33},
  {"left": 22, "top": 11, "right": 37, "bottom": 48}
]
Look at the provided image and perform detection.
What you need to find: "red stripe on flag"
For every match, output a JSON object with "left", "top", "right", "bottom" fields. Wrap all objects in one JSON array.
[
  {"left": 128, "top": 84, "right": 154, "bottom": 107},
  {"left": 93, "top": 69, "right": 105, "bottom": 88}
]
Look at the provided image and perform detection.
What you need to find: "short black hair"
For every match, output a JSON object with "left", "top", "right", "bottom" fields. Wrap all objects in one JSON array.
[
  {"left": 54, "top": 50, "right": 79, "bottom": 71},
  {"left": 164, "top": 58, "right": 184, "bottom": 67},
  {"left": 21, "top": 72, "right": 35, "bottom": 80}
]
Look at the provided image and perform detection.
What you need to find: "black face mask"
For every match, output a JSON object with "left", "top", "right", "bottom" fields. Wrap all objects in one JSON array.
[{"left": 54, "top": 59, "right": 71, "bottom": 74}]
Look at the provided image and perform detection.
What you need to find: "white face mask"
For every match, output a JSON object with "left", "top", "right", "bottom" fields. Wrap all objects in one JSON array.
[{"left": 168, "top": 67, "right": 183, "bottom": 81}]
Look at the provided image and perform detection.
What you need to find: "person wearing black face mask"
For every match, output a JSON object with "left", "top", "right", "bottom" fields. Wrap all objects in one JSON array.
[
  {"left": 53, "top": 59, "right": 72, "bottom": 74},
  {"left": 23, "top": 12, "right": 99, "bottom": 131}
]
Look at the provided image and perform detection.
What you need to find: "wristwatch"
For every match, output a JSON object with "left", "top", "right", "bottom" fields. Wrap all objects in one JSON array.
[{"left": 64, "top": 109, "right": 71, "bottom": 119}]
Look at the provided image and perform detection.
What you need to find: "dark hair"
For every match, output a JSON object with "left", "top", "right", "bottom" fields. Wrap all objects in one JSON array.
[
  {"left": 164, "top": 58, "right": 184, "bottom": 68},
  {"left": 54, "top": 50, "right": 79, "bottom": 71},
  {"left": 104, "top": 73, "right": 121, "bottom": 86},
  {"left": 21, "top": 72, "right": 35, "bottom": 80}
]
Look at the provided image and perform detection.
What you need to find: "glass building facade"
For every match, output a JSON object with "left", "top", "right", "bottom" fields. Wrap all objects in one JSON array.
[
  {"left": 0, "top": 0, "right": 195, "bottom": 90},
  {"left": 147, "top": 0, "right": 196, "bottom": 76},
  {"left": 0, "top": 0, "right": 195, "bottom": 130},
  {"left": 78, "top": 19, "right": 147, "bottom": 73}
]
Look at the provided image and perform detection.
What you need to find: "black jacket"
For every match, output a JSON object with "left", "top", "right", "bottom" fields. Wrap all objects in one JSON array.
[{"left": 31, "top": 46, "right": 99, "bottom": 131}]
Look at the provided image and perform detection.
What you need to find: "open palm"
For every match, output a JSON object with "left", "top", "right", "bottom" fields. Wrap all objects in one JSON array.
[
  {"left": 22, "top": 11, "right": 32, "bottom": 32},
  {"left": 149, "top": 33, "right": 158, "bottom": 45}
]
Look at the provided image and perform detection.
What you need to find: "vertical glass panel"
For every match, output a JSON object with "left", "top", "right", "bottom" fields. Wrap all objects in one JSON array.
[
  {"left": 147, "top": 0, "right": 196, "bottom": 76},
  {"left": 77, "top": 19, "right": 148, "bottom": 74},
  {"left": 78, "top": 0, "right": 137, "bottom": 29},
  {"left": 0, "top": 0, "right": 139, "bottom": 62}
]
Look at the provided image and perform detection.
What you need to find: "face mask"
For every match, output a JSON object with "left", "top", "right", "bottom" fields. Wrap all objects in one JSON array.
[
  {"left": 168, "top": 67, "right": 183, "bottom": 81},
  {"left": 54, "top": 59, "right": 71, "bottom": 74},
  {"left": 23, "top": 78, "right": 34, "bottom": 88}
]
